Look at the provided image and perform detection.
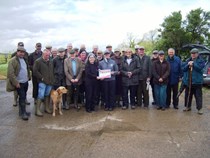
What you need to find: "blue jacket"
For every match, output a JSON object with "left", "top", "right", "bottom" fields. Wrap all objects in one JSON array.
[
  {"left": 182, "top": 56, "right": 205, "bottom": 86},
  {"left": 99, "top": 58, "right": 118, "bottom": 81},
  {"left": 167, "top": 56, "right": 182, "bottom": 85}
]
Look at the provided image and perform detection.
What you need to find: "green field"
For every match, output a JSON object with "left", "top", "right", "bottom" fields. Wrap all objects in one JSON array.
[{"left": 0, "top": 64, "right": 7, "bottom": 79}]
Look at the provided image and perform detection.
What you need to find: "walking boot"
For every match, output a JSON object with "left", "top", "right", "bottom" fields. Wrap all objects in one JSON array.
[
  {"left": 25, "top": 98, "right": 30, "bottom": 105},
  {"left": 13, "top": 91, "right": 18, "bottom": 107},
  {"left": 44, "top": 96, "right": 52, "bottom": 114},
  {"left": 19, "top": 103, "right": 28, "bottom": 121},
  {"left": 35, "top": 99, "right": 43, "bottom": 117}
]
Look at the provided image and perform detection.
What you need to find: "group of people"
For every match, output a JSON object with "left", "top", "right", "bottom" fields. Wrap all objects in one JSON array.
[{"left": 6, "top": 42, "right": 205, "bottom": 121}]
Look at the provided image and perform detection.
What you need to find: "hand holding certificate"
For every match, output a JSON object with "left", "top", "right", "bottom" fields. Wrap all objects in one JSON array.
[{"left": 98, "top": 69, "right": 111, "bottom": 79}]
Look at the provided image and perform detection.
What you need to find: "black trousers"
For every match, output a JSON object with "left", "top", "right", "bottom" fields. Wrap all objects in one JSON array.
[
  {"left": 122, "top": 85, "right": 137, "bottom": 107},
  {"left": 137, "top": 79, "right": 149, "bottom": 107},
  {"left": 32, "top": 75, "right": 38, "bottom": 99},
  {"left": 66, "top": 84, "right": 80, "bottom": 105},
  {"left": 103, "top": 80, "right": 115, "bottom": 108},
  {"left": 184, "top": 84, "right": 203, "bottom": 110},
  {"left": 166, "top": 83, "right": 179, "bottom": 108},
  {"left": 16, "top": 82, "right": 28, "bottom": 105},
  {"left": 85, "top": 81, "right": 97, "bottom": 111}
]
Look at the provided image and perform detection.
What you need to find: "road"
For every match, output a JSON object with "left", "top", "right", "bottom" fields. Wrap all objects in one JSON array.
[{"left": 0, "top": 80, "right": 210, "bottom": 158}]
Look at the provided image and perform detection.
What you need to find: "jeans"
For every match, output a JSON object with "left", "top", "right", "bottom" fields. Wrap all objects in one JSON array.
[
  {"left": 16, "top": 82, "right": 28, "bottom": 105},
  {"left": 37, "top": 82, "right": 52, "bottom": 100},
  {"left": 154, "top": 84, "right": 167, "bottom": 108}
]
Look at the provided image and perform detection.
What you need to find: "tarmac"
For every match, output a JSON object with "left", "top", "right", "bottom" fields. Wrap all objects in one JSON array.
[{"left": 0, "top": 80, "right": 210, "bottom": 158}]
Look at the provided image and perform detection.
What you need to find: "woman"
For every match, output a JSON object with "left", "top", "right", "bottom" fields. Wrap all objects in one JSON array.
[
  {"left": 85, "top": 53, "right": 98, "bottom": 112},
  {"left": 120, "top": 48, "right": 140, "bottom": 109},
  {"left": 152, "top": 50, "right": 170, "bottom": 110}
]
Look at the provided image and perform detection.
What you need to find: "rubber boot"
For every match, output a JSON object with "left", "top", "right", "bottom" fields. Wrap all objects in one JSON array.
[
  {"left": 35, "top": 99, "right": 43, "bottom": 117},
  {"left": 13, "top": 91, "right": 18, "bottom": 107},
  {"left": 19, "top": 103, "right": 28, "bottom": 121},
  {"left": 44, "top": 96, "right": 52, "bottom": 114}
]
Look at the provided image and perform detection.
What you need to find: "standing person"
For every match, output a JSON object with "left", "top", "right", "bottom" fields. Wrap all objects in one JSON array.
[
  {"left": 99, "top": 50, "right": 118, "bottom": 111},
  {"left": 6, "top": 47, "right": 31, "bottom": 120},
  {"left": 11, "top": 42, "right": 30, "bottom": 106},
  {"left": 137, "top": 46, "right": 151, "bottom": 108},
  {"left": 92, "top": 45, "right": 99, "bottom": 56},
  {"left": 111, "top": 48, "right": 123, "bottom": 107},
  {"left": 85, "top": 54, "right": 99, "bottom": 112},
  {"left": 64, "top": 50, "right": 83, "bottom": 110},
  {"left": 182, "top": 48, "right": 205, "bottom": 115},
  {"left": 121, "top": 49, "right": 140, "bottom": 109},
  {"left": 166, "top": 48, "right": 182, "bottom": 109},
  {"left": 33, "top": 49, "right": 54, "bottom": 117},
  {"left": 152, "top": 51, "right": 170, "bottom": 111},
  {"left": 106, "top": 44, "right": 114, "bottom": 57},
  {"left": 151, "top": 50, "right": 159, "bottom": 105},
  {"left": 28, "top": 43, "right": 43, "bottom": 105},
  {"left": 51, "top": 48, "right": 58, "bottom": 59},
  {"left": 53, "top": 48, "right": 67, "bottom": 109}
]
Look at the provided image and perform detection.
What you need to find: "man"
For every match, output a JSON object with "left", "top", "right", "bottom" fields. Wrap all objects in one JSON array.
[
  {"left": 33, "top": 49, "right": 54, "bottom": 117},
  {"left": 166, "top": 48, "right": 182, "bottom": 109},
  {"left": 98, "top": 50, "right": 118, "bottom": 111},
  {"left": 66, "top": 43, "right": 73, "bottom": 57},
  {"left": 46, "top": 44, "right": 52, "bottom": 52},
  {"left": 182, "top": 48, "right": 205, "bottom": 115},
  {"left": 28, "top": 43, "right": 43, "bottom": 104},
  {"left": 137, "top": 46, "right": 151, "bottom": 108},
  {"left": 106, "top": 44, "right": 114, "bottom": 57},
  {"left": 64, "top": 49, "right": 83, "bottom": 110},
  {"left": 151, "top": 50, "right": 159, "bottom": 105},
  {"left": 51, "top": 48, "right": 58, "bottom": 59},
  {"left": 53, "top": 48, "right": 67, "bottom": 109},
  {"left": 6, "top": 47, "right": 31, "bottom": 120},
  {"left": 11, "top": 42, "right": 30, "bottom": 106},
  {"left": 92, "top": 45, "right": 99, "bottom": 56}
]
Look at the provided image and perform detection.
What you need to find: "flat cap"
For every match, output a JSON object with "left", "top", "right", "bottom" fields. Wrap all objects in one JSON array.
[
  {"left": 158, "top": 50, "right": 165, "bottom": 55},
  {"left": 36, "top": 43, "right": 42, "bottom": 47},
  {"left": 134, "top": 45, "right": 140, "bottom": 49},
  {"left": 69, "top": 50, "right": 75, "bottom": 54},
  {"left": 114, "top": 48, "right": 121, "bottom": 52},
  {"left": 18, "top": 42, "right": 24, "bottom": 47},
  {"left": 139, "top": 46, "right": 145, "bottom": 50},
  {"left": 45, "top": 45, "right": 52, "bottom": 49},
  {"left": 153, "top": 50, "right": 158, "bottom": 54},
  {"left": 190, "top": 48, "right": 199, "bottom": 53},
  {"left": 17, "top": 47, "right": 26, "bottom": 52},
  {"left": 104, "top": 50, "right": 111, "bottom": 54},
  {"left": 106, "top": 44, "right": 112, "bottom": 48},
  {"left": 57, "top": 47, "right": 65, "bottom": 52}
]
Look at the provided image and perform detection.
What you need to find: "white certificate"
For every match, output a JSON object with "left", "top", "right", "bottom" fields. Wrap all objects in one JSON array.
[{"left": 99, "top": 69, "right": 111, "bottom": 78}]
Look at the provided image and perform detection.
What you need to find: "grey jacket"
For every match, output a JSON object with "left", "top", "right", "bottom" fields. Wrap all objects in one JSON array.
[
  {"left": 98, "top": 58, "right": 118, "bottom": 81},
  {"left": 138, "top": 55, "right": 152, "bottom": 80}
]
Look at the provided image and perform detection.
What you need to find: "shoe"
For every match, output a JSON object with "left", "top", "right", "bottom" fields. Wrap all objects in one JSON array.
[
  {"left": 25, "top": 100, "right": 30, "bottom": 105},
  {"left": 174, "top": 106, "right": 179, "bottom": 110},
  {"left": 197, "top": 109, "right": 203, "bottom": 115},
  {"left": 65, "top": 105, "right": 70, "bottom": 110},
  {"left": 131, "top": 105, "right": 136, "bottom": 109},
  {"left": 157, "top": 107, "right": 162, "bottom": 110},
  {"left": 152, "top": 102, "right": 156, "bottom": 105},
  {"left": 86, "top": 109, "right": 92, "bottom": 113},
  {"left": 109, "top": 108, "right": 113, "bottom": 111},
  {"left": 161, "top": 108, "right": 166, "bottom": 111},
  {"left": 13, "top": 104, "right": 17, "bottom": 107},
  {"left": 104, "top": 107, "right": 109, "bottom": 111},
  {"left": 183, "top": 107, "right": 191, "bottom": 111},
  {"left": 122, "top": 106, "right": 127, "bottom": 110}
]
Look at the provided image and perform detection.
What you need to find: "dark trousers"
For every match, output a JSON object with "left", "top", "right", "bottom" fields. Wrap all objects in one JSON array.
[
  {"left": 122, "top": 85, "right": 137, "bottom": 107},
  {"left": 16, "top": 82, "right": 28, "bottom": 105},
  {"left": 32, "top": 75, "right": 38, "bottom": 99},
  {"left": 85, "top": 81, "right": 97, "bottom": 111},
  {"left": 66, "top": 84, "right": 80, "bottom": 106},
  {"left": 166, "top": 83, "right": 179, "bottom": 108},
  {"left": 137, "top": 79, "right": 149, "bottom": 107},
  {"left": 103, "top": 80, "right": 115, "bottom": 108},
  {"left": 95, "top": 80, "right": 104, "bottom": 105},
  {"left": 184, "top": 84, "right": 202, "bottom": 110}
]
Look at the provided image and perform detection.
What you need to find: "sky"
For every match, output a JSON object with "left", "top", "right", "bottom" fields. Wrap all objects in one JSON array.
[{"left": 0, "top": 0, "right": 209, "bottom": 53}]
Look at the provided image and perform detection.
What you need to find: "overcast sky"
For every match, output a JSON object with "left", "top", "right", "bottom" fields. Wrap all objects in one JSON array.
[{"left": 0, "top": 0, "right": 209, "bottom": 53}]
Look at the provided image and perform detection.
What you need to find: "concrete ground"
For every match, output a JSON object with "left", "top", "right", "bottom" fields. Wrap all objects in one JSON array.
[{"left": 0, "top": 80, "right": 210, "bottom": 158}]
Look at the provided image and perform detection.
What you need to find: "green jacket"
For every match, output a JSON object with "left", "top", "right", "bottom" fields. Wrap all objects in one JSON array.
[
  {"left": 33, "top": 57, "right": 54, "bottom": 85},
  {"left": 6, "top": 56, "right": 30, "bottom": 92}
]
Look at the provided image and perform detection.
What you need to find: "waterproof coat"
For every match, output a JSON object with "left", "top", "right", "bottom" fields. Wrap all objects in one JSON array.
[
  {"left": 6, "top": 56, "right": 30, "bottom": 92},
  {"left": 120, "top": 55, "right": 140, "bottom": 86},
  {"left": 138, "top": 55, "right": 152, "bottom": 80},
  {"left": 53, "top": 56, "right": 66, "bottom": 86}
]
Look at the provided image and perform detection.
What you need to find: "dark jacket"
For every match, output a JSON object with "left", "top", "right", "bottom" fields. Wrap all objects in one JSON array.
[
  {"left": 182, "top": 56, "right": 205, "bottom": 86},
  {"left": 152, "top": 59, "right": 170, "bottom": 85},
  {"left": 33, "top": 57, "right": 54, "bottom": 85},
  {"left": 138, "top": 55, "right": 151, "bottom": 80},
  {"left": 85, "top": 62, "right": 98, "bottom": 84},
  {"left": 98, "top": 58, "right": 118, "bottom": 81},
  {"left": 6, "top": 56, "right": 30, "bottom": 92},
  {"left": 53, "top": 56, "right": 66, "bottom": 86},
  {"left": 28, "top": 50, "right": 42, "bottom": 73},
  {"left": 121, "top": 55, "right": 140, "bottom": 86},
  {"left": 167, "top": 55, "right": 182, "bottom": 85}
]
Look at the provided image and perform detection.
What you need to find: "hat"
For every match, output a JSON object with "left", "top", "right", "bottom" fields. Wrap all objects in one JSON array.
[
  {"left": 18, "top": 42, "right": 24, "bottom": 47},
  {"left": 139, "top": 46, "right": 145, "bottom": 50},
  {"left": 104, "top": 50, "right": 111, "bottom": 54},
  {"left": 158, "top": 50, "right": 165, "bottom": 55},
  {"left": 17, "top": 47, "right": 26, "bottom": 52},
  {"left": 36, "top": 43, "right": 42, "bottom": 47},
  {"left": 92, "top": 45, "right": 98, "bottom": 49},
  {"left": 114, "top": 48, "right": 121, "bottom": 52},
  {"left": 57, "top": 47, "right": 65, "bottom": 52},
  {"left": 69, "top": 50, "right": 75, "bottom": 54},
  {"left": 73, "top": 47, "right": 79, "bottom": 51},
  {"left": 106, "top": 44, "right": 112, "bottom": 48},
  {"left": 153, "top": 50, "right": 158, "bottom": 54},
  {"left": 134, "top": 45, "right": 140, "bottom": 49},
  {"left": 45, "top": 45, "right": 52, "bottom": 49},
  {"left": 190, "top": 48, "right": 199, "bottom": 53}
]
